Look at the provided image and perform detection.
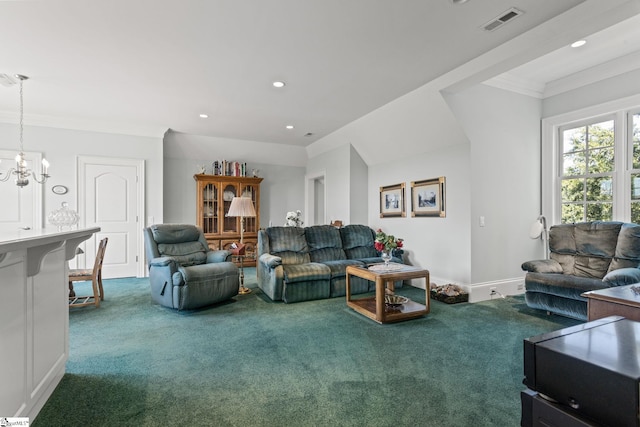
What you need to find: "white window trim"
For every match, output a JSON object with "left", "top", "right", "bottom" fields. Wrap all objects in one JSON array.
[{"left": 542, "top": 93, "right": 640, "bottom": 225}]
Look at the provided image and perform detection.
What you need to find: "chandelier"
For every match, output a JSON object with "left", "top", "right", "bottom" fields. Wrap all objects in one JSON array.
[{"left": 0, "top": 75, "right": 50, "bottom": 187}]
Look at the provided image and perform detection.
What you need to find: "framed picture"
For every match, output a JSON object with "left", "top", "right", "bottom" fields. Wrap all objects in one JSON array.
[
  {"left": 411, "top": 177, "right": 446, "bottom": 217},
  {"left": 379, "top": 183, "right": 405, "bottom": 218}
]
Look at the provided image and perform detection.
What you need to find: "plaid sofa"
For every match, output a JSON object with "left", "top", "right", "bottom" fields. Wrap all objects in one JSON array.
[
  {"left": 522, "top": 221, "right": 640, "bottom": 320},
  {"left": 257, "top": 224, "right": 402, "bottom": 303}
]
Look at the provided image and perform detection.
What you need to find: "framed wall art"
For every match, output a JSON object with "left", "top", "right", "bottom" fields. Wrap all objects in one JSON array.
[
  {"left": 379, "top": 183, "right": 405, "bottom": 218},
  {"left": 411, "top": 177, "right": 445, "bottom": 217}
]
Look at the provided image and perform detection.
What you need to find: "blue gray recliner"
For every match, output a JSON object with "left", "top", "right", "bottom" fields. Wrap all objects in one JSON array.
[{"left": 143, "top": 224, "right": 239, "bottom": 310}]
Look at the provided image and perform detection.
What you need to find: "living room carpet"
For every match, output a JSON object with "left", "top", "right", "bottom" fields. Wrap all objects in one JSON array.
[{"left": 33, "top": 270, "right": 579, "bottom": 427}]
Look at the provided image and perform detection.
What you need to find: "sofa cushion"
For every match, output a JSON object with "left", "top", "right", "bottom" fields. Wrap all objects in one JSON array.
[
  {"left": 321, "top": 259, "right": 363, "bottom": 278},
  {"left": 151, "top": 224, "right": 202, "bottom": 244},
  {"left": 267, "top": 226, "right": 308, "bottom": 254},
  {"left": 282, "top": 263, "right": 331, "bottom": 283},
  {"left": 574, "top": 221, "right": 621, "bottom": 258},
  {"left": 306, "top": 225, "right": 347, "bottom": 262},
  {"left": 549, "top": 224, "right": 577, "bottom": 255},
  {"left": 609, "top": 223, "right": 640, "bottom": 272},
  {"left": 278, "top": 251, "right": 310, "bottom": 266},
  {"left": 603, "top": 267, "right": 640, "bottom": 287},
  {"left": 157, "top": 241, "right": 208, "bottom": 266},
  {"left": 341, "top": 225, "right": 377, "bottom": 259},
  {"left": 573, "top": 255, "right": 612, "bottom": 279}
]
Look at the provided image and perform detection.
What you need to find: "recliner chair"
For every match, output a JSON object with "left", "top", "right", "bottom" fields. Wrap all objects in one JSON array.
[{"left": 143, "top": 224, "right": 239, "bottom": 310}]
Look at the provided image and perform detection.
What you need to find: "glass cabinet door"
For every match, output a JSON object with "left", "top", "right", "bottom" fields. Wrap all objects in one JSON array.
[
  {"left": 222, "top": 184, "right": 238, "bottom": 233},
  {"left": 202, "top": 183, "right": 218, "bottom": 234},
  {"left": 241, "top": 184, "right": 258, "bottom": 233}
]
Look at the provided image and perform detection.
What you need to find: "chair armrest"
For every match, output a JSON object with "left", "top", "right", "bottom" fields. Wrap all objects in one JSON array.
[
  {"left": 521, "top": 259, "right": 563, "bottom": 274},
  {"left": 149, "top": 256, "right": 176, "bottom": 268},
  {"left": 259, "top": 253, "right": 282, "bottom": 268},
  {"left": 603, "top": 268, "right": 640, "bottom": 287},
  {"left": 207, "top": 250, "right": 232, "bottom": 263}
]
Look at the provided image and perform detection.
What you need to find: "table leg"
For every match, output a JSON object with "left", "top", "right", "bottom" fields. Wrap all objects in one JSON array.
[
  {"left": 376, "top": 277, "right": 385, "bottom": 322},
  {"left": 346, "top": 271, "right": 352, "bottom": 302}
]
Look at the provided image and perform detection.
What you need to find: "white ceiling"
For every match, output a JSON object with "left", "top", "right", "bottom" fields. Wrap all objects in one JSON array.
[
  {"left": 486, "top": 12, "right": 640, "bottom": 98},
  {"left": 0, "top": 0, "right": 639, "bottom": 146}
]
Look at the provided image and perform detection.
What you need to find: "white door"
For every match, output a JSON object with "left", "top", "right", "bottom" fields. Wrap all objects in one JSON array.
[
  {"left": 78, "top": 156, "right": 144, "bottom": 278},
  {"left": 0, "top": 150, "right": 43, "bottom": 233}
]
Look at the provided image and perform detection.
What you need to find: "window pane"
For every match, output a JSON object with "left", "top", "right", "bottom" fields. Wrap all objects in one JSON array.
[
  {"left": 563, "top": 152, "right": 585, "bottom": 176},
  {"left": 585, "top": 176, "right": 613, "bottom": 201},
  {"left": 586, "top": 203, "right": 612, "bottom": 221},
  {"left": 587, "top": 120, "right": 614, "bottom": 148},
  {"left": 588, "top": 147, "right": 614, "bottom": 173},
  {"left": 632, "top": 202, "right": 640, "bottom": 223},
  {"left": 561, "top": 178, "right": 584, "bottom": 202},
  {"left": 632, "top": 174, "right": 640, "bottom": 200},
  {"left": 562, "top": 204, "right": 583, "bottom": 223},
  {"left": 563, "top": 127, "right": 586, "bottom": 153},
  {"left": 633, "top": 113, "right": 640, "bottom": 170}
]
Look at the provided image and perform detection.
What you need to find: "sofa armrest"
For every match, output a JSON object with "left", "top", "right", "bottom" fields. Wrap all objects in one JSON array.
[
  {"left": 521, "top": 259, "right": 563, "bottom": 274},
  {"left": 207, "top": 250, "right": 232, "bottom": 263},
  {"left": 259, "top": 253, "right": 282, "bottom": 268},
  {"left": 603, "top": 267, "right": 640, "bottom": 287}
]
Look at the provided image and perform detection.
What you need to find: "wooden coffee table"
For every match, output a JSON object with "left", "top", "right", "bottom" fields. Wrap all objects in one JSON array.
[
  {"left": 582, "top": 284, "right": 640, "bottom": 321},
  {"left": 345, "top": 263, "right": 430, "bottom": 324}
]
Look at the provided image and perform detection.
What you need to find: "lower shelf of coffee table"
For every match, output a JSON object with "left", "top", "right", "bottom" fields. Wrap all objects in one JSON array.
[{"left": 347, "top": 296, "right": 428, "bottom": 323}]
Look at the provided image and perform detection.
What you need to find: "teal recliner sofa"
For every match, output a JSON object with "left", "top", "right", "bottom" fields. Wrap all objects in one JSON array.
[
  {"left": 143, "top": 224, "right": 239, "bottom": 310},
  {"left": 257, "top": 224, "right": 402, "bottom": 303},
  {"left": 521, "top": 221, "right": 640, "bottom": 320}
]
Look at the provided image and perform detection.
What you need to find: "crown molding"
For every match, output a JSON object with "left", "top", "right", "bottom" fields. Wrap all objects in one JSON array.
[
  {"left": 483, "top": 73, "right": 545, "bottom": 98},
  {"left": 544, "top": 50, "right": 640, "bottom": 98},
  {"left": 0, "top": 111, "right": 167, "bottom": 138}
]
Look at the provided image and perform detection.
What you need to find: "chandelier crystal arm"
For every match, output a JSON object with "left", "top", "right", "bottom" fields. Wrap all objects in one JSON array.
[{"left": 0, "top": 74, "right": 50, "bottom": 187}]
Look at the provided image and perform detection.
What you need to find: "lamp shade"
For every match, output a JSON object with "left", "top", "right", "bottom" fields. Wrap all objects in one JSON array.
[{"left": 227, "top": 197, "right": 256, "bottom": 218}]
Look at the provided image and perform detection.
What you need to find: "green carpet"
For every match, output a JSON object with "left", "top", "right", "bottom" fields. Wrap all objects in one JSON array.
[{"left": 34, "top": 269, "right": 579, "bottom": 427}]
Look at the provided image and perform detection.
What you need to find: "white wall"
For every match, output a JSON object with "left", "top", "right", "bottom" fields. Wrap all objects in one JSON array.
[
  {"left": 0, "top": 123, "right": 164, "bottom": 228},
  {"left": 306, "top": 144, "right": 352, "bottom": 224},
  {"left": 349, "top": 145, "right": 368, "bottom": 225},
  {"left": 369, "top": 143, "right": 472, "bottom": 287},
  {"left": 307, "top": 82, "right": 473, "bottom": 287},
  {"left": 163, "top": 131, "right": 306, "bottom": 227},
  {"left": 444, "top": 84, "right": 543, "bottom": 286}
]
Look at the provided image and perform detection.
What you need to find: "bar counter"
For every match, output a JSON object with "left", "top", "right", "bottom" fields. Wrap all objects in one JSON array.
[{"left": 0, "top": 227, "right": 99, "bottom": 420}]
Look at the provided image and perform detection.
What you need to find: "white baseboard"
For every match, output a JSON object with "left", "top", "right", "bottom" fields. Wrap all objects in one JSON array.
[
  {"left": 467, "top": 277, "right": 525, "bottom": 303},
  {"left": 407, "top": 276, "right": 525, "bottom": 303}
]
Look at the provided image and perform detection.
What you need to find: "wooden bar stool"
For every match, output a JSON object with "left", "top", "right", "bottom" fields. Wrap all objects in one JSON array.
[{"left": 69, "top": 237, "right": 108, "bottom": 308}]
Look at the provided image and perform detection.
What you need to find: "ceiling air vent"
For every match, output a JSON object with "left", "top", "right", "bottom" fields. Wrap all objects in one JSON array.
[{"left": 482, "top": 7, "right": 524, "bottom": 32}]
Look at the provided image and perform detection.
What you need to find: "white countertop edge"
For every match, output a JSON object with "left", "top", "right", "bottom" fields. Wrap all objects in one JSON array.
[{"left": 0, "top": 227, "right": 101, "bottom": 254}]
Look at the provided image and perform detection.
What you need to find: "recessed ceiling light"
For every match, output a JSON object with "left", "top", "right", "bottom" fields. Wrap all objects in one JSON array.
[
  {"left": 451, "top": 0, "right": 470, "bottom": 4},
  {"left": 199, "top": 114, "right": 208, "bottom": 118},
  {"left": 571, "top": 40, "right": 586, "bottom": 48},
  {"left": 273, "top": 81, "right": 285, "bottom": 88},
  {"left": 286, "top": 125, "right": 294, "bottom": 130}
]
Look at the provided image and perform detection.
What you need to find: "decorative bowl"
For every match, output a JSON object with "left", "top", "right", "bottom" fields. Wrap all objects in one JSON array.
[{"left": 384, "top": 295, "right": 409, "bottom": 307}]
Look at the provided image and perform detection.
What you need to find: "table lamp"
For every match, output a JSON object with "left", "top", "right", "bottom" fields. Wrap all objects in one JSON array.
[{"left": 226, "top": 196, "right": 256, "bottom": 294}]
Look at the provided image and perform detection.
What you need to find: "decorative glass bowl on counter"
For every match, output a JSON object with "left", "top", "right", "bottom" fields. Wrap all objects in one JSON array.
[{"left": 47, "top": 202, "right": 80, "bottom": 230}]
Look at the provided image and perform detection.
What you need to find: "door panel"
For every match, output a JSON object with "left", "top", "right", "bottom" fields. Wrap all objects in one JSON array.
[
  {"left": 0, "top": 150, "right": 42, "bottom": 232},
  {"left": 80, "top": 158, "right": 142, "bottom": 278}
]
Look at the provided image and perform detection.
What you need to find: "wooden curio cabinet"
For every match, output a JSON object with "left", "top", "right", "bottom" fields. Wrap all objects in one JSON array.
[{"left": 194, "top": 174, "right": 263, "bottom": 265}]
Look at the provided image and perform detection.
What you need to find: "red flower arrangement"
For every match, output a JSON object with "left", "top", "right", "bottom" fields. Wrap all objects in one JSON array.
[{"left": 374, "top": 229, "right": 403, "bottom": 252}]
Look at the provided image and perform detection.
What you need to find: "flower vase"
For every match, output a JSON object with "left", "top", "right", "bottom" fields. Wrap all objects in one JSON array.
[{"left": 381, "top": 251, "right": 392, "bottom": 268}]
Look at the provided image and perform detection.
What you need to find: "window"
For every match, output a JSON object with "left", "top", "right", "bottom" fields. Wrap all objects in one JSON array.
[
  {"left": 630, "top": 112, "right": 640, "bottom": 222},
  {"left": 560, "top": 119, "right": 615, "bottom": 223},
  {"left": 543, "top": 96, "right": 640, "bottom": 225}
]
